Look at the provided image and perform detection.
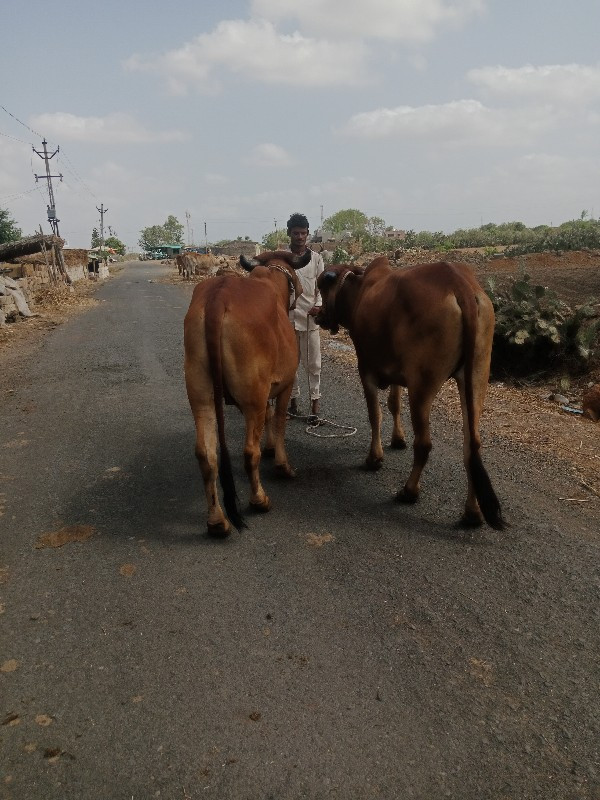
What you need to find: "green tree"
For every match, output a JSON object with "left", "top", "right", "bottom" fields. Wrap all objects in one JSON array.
[
  {"left": 367, "top": 216, "right": 387, "bottom": 236},
  {"left": 138, "top": 225, "right": 165, "bottom": 253},
  {"left": 262, "top": 229, "right": 289, "bottom": 250},
  {"left": 91, "top": 227, "right": 101, "bottom": 248},
  {"left": 105, "top": 236, "right": 126, "bottom": 256},
  {"left": 162, "top": 215, "right": 184, "bottom": 245},
  {"left": 138, "top": 215, "right": 185, "bottom": 253},
  {"left": 0, "top": 207, "right": 22, "bottom": 245},
  {"left": 322, "top": 209, "right": 369, "bottom": 236}
]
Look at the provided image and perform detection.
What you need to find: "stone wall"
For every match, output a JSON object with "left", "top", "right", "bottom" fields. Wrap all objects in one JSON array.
[{"left": 0, "top": 248, "right": 93, "bottom": 325}]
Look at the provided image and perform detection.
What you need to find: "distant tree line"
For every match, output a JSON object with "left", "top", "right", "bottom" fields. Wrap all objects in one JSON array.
[
  {"left": 256, "top": 209, "right": 600, "bottom": 256},
  {"left": 310, "top": 209, "right": 600, "bottom": 257}
]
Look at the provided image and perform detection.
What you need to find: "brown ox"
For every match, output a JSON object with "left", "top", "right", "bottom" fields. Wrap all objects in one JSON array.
[
  {"left": 316, "top": 256, "right": 504, "bottom": 530},
  {"left": 184, "top": 249, "right": 310, "bottom": 536},
  {"left": 177, "top": 252, "right": 217, "bottom": 279}
]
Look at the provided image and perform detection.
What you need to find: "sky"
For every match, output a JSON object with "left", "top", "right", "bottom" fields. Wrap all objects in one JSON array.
[{"left": 1, "top": 0, "right": 600, "bottom": 251}]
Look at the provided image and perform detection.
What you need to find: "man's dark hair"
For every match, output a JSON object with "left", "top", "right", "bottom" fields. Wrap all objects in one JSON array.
[{"left": 287, "top": 212, "right": 309, "bottom": 234}]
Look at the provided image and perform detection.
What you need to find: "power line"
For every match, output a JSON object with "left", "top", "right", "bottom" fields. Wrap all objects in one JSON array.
[
  {"left": 0, "top": 186, "right": 42, "bottom": 204},
  {"left": 56, "top": 150, "right": 98, "bottom": 200},
  {"left": 0, "top": 104, "right": 44, "bottom": 140},
  {"left": 0, "top": 129, "right": 31, "bottom": 145}
]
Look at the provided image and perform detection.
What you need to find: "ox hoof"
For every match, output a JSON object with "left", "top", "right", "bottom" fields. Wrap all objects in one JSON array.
[
  {"left": 395, "top": 487, "right": 419, "bottom": 504},
  {"left": 207, "top": 522, "right": 231, "bottom": 538},
  {"left": 364, "top": 457, "right": 383, "bottom": 471},
  {"left": 250, "top": 497, "right": 272, "bottom": 513},
  {"left": 390, "top": 437, "right": 407, "bottom": 450},
  {"left": 274, "top": 464, "right": 296, "bottom": 479},
  {"left": 262, "top": 446, "right": 275, "bottom": 458},
  {"left": 459, "top": 510, "right": 484, "bottom": 529}
]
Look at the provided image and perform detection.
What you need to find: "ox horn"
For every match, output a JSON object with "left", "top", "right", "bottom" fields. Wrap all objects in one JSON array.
[{"left": 239, "top": 254, "right": 258, "bottom": 272}]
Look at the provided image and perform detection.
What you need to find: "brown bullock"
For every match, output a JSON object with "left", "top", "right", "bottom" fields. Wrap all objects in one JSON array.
[
  {"left": 184, "top": 249, "right": 310, "bottom": 536},
  {"left": 316, "top": 256, "right": 504, "bottom": 530},
  {"left": 177, "top": 252, "right": 217, "bottom": 279}
]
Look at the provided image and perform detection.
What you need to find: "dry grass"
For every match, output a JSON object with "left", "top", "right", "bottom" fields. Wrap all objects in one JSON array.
[{"left": 0, "top": 278, "right": 100, "bottom": 349}]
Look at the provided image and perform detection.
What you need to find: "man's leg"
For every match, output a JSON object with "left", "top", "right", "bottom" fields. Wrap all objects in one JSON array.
[
  {"left": 307, "top": 328, "right": 321, "bottom": 417},
  {"left": 289, "top": 330, "right": 303, "bottom": 415}
]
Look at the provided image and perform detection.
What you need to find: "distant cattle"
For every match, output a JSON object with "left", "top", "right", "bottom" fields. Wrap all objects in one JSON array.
[
  {"left": 184, "top": 249, "right": 310, "bottom": 536},
  {"left": 316, "top": 256, "right": 504, "bottom": 530},
  {"left": 176, "top": 252, "right": 217, "bottom": 280}
]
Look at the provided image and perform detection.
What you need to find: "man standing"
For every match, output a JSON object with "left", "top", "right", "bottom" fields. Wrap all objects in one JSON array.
[{"left": 286, "top": 212, "right": 325, "bottom": 419}]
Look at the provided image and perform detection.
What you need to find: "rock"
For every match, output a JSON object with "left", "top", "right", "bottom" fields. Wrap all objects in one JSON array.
[{"left": 0, "top": 277, "right": 36, "bottom": 317}]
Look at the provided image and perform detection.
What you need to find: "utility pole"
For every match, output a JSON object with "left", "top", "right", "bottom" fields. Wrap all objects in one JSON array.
[
  {"left": 33, "top": 139, "right": 63, "bottom": 237},
  {"left": 320, "top": 205, "right": 324, "bottom": 224},
  {"left": 185, "top": 210, "right": 191, "bottom": 245},
  {"left": 96, "top": 203, "right": 108, "bottom": 250},
  {"left": 204, "top": 221, "right": 208, "bottom": 250}
]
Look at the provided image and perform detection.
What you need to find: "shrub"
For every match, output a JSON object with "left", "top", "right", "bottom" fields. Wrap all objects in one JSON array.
[
  {"left": 331, "top": 246, "right": 351, "bottom": 264},
  {"left": 486, "top": 272, "right": 600, "bottom": 377}
]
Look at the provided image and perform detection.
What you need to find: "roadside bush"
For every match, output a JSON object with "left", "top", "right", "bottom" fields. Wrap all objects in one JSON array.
[
  {"left": 486, "top": 272, "right": 600, "bottom": 377},
  {"left": 331, "top": 246, "right": 351, "bottom": 264},
  {"left": 504, "top": 219, "right": 600, "bottom": 257}
]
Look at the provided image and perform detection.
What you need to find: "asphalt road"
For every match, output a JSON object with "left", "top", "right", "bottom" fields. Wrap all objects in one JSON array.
[{"left": 1, "top": 261, "right": 599, "bottom": 800}]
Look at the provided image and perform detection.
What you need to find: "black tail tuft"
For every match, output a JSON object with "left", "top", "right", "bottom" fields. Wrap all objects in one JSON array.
[
  {"left": 219, "top": 450, "right": 247, "bottom": 531},
  {"left": 469, "top": 452, "right": 505, "bottom": 530}
]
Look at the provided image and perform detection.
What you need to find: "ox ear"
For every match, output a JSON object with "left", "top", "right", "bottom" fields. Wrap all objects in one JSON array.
[{"left": 239, "top": 254, "right": 257, "bottom": 272}]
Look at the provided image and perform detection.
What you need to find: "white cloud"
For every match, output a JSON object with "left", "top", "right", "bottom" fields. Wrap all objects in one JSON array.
[
  {"left": 468, "top": 63, "right": 600, "bottom": 105},
  {"left": 125, "top": 19, "right": 369, "bottom": 94},
  {"left": 251, "top": 0, "right": 484, "bottom": 42},
  {"left": 244, "top": 143, "right": 295, "bottom": 167},
  {"left": 29, "top": 112, "right": 188, "bottom": 144},
  {"left": 341, "top": 99, "right": 554, "bottom": 146}
]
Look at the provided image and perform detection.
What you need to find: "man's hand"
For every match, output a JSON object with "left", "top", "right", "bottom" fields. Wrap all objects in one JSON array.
[{"left": 308, "top": 306, "right": 321, "bottom": 317}]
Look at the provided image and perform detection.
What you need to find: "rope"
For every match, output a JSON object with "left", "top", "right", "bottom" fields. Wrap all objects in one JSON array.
[
  {"left": 286, "top": 411, "right": 357, "bottom": 438},
  {"left": 291, "top": 323, "right": 357, "bottom": 438}
]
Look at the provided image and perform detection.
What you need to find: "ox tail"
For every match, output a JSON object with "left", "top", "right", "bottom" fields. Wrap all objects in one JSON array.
[
  {"left": 468, "top": 450, "right": 504, "bottom": 530},
  {"left": 204, "top": 291, "right": 247, "bottom": 531},
  {"left": 457, "top": 287, "right": 505, "bottom": 531}
]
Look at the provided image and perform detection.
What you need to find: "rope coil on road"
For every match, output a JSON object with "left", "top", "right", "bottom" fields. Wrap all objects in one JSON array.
[{"left": 287, "top": 411, "right": 357, "bottom": 438}]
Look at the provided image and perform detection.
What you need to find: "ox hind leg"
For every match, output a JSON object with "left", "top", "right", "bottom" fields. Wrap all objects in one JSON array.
[
  {"left": 192, "top": 406, "right": 231, "bottom": 536},
  {"left": 361, "top": 375, "right": 385, "bottom": 470},
  {"left": 243, "top": 398, "right": 272, "bottom": 512},
  {"left": 263, "top": 389, "right": 295, "bottom": 478},
  {"left": 455, "top": 370, "right": 504, "bottom": 529},
  {"left": 396, "top": 383, "right": 437, "bottom": 504},
  {"left": 455, "top": 369, "right": 484, "bottom": 526},
  {"left": 387, "top": 384, "right": 407, "bottom": 450}
]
